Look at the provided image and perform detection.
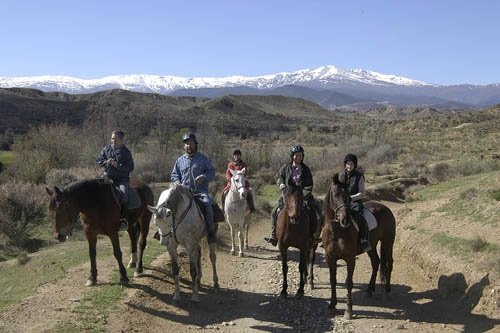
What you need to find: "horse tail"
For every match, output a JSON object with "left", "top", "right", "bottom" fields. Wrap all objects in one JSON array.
[{"left": 378, "top": 205, "right": 396, "bottom": 288}]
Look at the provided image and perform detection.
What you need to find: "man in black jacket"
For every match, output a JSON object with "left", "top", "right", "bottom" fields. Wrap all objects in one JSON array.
[{"left": 96, "top": 130, "right": 134, "bottom": 231}]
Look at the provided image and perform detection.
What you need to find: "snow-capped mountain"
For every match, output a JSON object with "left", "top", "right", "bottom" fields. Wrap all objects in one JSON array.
[
  {"left": 0, "top": 65, "right": 432, "bottom": 95},
  {"left": 1, "top": 65, "right": 500, "bottom": 108}
]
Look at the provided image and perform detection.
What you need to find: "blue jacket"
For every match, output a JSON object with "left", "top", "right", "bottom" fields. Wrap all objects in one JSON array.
[{"left": 171, "top": 152, "right": 215, "bottom": 194}]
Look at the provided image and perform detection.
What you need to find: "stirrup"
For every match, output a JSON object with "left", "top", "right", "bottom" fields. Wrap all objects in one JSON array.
[
  {"left": 118, "top": 219, "right": 128, "bottom": 231},
  {"left": 264, "top": 236, "right": 277, "bottom": 246},
  {"left": 360, "top": 239, "right": 371, "bottom": 252}
]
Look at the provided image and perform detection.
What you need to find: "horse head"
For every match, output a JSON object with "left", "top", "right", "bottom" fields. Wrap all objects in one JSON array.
[
  {"left": 284, "top": 180, "right": 304, "bottom": 224},
  {"left": 45, "top": 186, "right": 78, "bottom": 242},
  {"left": 148, "top": 187, "right": 175, "bottom": 246},
  {"left": 326, "top": 173, "right": 352, "bottom": 228},
  {"left": 230, "top": 168, "right": 247, "bottom": 200}
]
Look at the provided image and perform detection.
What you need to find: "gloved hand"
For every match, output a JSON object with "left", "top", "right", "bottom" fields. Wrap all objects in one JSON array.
[
  {"left": 195, "top": 176, "right": 205, "bottom": 185},
  {"left": 279, "top": 183, "right": 286, "bottom": 191}
]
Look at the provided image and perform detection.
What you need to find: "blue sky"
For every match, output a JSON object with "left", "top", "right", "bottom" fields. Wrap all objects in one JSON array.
[{"left": 1, "top": 0, "right": 498, "bottom": 85}]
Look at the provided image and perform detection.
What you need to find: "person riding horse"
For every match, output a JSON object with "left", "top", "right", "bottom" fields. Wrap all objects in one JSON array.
[
  {"left": 264, "top": 144, "right": 320, "bottom": 246},
  {"left": 340, "top": 153, "right": 371, "bottom": 252},
  {"left": 171, "top": 132, "right": 217, "bottom": 244},
  {"left": 96, "top": 130, "right": 134, "bottom": 231},
  {"left": 221, "top": 149, "right": 256, "bottom": 213}
]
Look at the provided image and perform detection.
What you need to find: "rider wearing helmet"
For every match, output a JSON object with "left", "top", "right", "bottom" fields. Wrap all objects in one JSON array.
[
  {"left": 264, "top": 144, "right": 320, "bottom": 246},
  {"left": 221, "top": 149, "right": 256, "bottom": 213},
  {"left": 340, "top": 153, "right": 371, "bottom": 252},
  {"left": 170, "top": 132, "right": 217, "bottom": 243}
]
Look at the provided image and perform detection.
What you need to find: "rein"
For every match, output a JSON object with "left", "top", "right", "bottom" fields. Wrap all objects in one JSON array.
[{"left": 159, "top": 191, "right": 196, "bottom": 243}]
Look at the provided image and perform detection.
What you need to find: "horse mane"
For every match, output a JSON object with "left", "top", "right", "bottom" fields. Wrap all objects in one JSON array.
[
  {"left": 165, "top": 183, "right": 191, "bottom": 210},
  {"left": 63, "top": 178, "right": 114, "bottom": 210}
]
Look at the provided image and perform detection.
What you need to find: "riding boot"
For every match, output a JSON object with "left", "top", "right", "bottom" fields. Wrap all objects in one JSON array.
[
  {"left": 247, "top": 191, "right": 256, "bottom": 213},
  {"left": 357, "top": 215, "right": 371, "bottom": 252},
  {"left": 264, "top": 207, "right": 278, "bottom": 246},
  {"left": 119, "top": 202, "right": 128, "bottom": 231},
  {"left": 309, "top": 209, "right": 321, "bottom": 244}
]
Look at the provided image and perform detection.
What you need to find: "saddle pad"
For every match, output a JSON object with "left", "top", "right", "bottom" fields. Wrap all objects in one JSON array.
[
  {"left": 128, "top": 188, "right": 141, "bottom": 210},
  {"left": 364, "top": 208, "right": 377, "bottom": 231}
]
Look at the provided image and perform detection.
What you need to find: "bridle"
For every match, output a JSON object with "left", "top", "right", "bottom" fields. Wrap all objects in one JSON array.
[
  {"left": 156, "top": 191, "right": 199, "bottom": 243},
  {"left": 325, "top": 184, "right": 352, "bottom": 227},
  {"left": 229, "top": 173, "right": 246, "bottom": 202}
]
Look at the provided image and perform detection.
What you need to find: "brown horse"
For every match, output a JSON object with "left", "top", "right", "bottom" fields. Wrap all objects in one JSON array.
[
  {"left": 276, "top": 182, "right": 313, "bottom": 298},
  {"left": 46, "top": 178, "right": 153, "bottom": 286},
  {"left": 322, "top": 173, "right": 396, "bottom": 319}
]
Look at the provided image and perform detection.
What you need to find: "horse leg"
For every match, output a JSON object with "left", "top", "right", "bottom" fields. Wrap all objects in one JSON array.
[
  {"left": 367, "top": 249, "right": 381, "bottom": 295},
  {"left": 344, "top": 257, "right": 356, "bottom": 320},
  {"left": 134, "top": 214, "right": 150, "bottom": 277},
  {"left": 244, "top": 215, "right": 250, "bottom": 250},
  {"left": 86, "top": 233, "right": 98, "bottom": 286},
  {"left": 296, "top": 248, "right": 308, "bottom": 297},
  {"left": 188, "top": 246, "right": 201, "bottom": 303},
  {"left": 227, "top": 219, "right": 236, "bottom": 255},
  {"left": 209, "top": 242, "right": 219, "bottom": 289},
  {"left": 109, "top": 233, "right": 129, "bottom": 285},
  {"left": 280, "top": 248, "right": 288, "bottom": 298},
  {"left": 127, "top": 222, "right": 138, "bottom": 269},
  {"left": 380, "top": 242, "right": 394, "bottom": 293},
  {"left": 308, "top": 244, "right": 317, "bottom": 290},
  {"left": 327, "top": 258, "right": 338, "bottom": 312},
  {"left": 169, "top": 245, "right": 181, "bottom": 304},
  {"left": 238, "top": 218, "right": 245, "bottom": 257}
]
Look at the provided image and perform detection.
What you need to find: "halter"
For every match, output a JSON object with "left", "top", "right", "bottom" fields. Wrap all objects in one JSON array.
[
  {"left": 157, "top": 190, "right": 199, "bottom": 244},
  {"left": 228, "top": 174, "right": 246, "bottom": 203}
]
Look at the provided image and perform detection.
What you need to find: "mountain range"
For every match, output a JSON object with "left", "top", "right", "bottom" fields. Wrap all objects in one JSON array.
[{"left": 1, "top": 65, "right": 500, "bottom": 110}]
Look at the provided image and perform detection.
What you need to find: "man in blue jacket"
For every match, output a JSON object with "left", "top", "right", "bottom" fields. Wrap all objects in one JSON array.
[
  {"left": 171, "top": 132, "right": 217, "bottom": 243},
  {"left": 96, "top": 130, "right": 134, "bottom": 231}
]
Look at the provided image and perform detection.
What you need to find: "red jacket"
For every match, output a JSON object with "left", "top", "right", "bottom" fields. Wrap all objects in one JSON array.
[{"left": 223, "top": 160, "right": 250, "bottom": 192}]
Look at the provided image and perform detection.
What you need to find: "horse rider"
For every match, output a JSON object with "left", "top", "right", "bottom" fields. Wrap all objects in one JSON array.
[
  {"left": 221, "top": 149, "right": 256, "bottom": 213},
  {"left": 171, "top": 132, "right": 217, "bottom": 244},
  {"left": 340, "top": 153, "right": 371, "bottom": 252},
  {"left": 96, "top": 130, "right": 134, "bottom": 231},
  {"left": 264, "top": 144, "right": 320, "bottom": 246}
]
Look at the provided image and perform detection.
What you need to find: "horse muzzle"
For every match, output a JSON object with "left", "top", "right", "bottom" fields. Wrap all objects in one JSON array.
[{"left": 55, "top": 233, "right": 68, "bottom": 242}]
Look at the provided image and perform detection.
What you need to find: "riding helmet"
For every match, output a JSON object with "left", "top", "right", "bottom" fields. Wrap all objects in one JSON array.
[
  {"left": 182, "top": 132, "right": 198, "bottom": 144},
  {"left": 233, "top": 149, "right": 242, "bottom": 155},
  {"left": 344, "top": 153, "right": 358, "bottom": 169},
  {"left": 290, "top": 144, "right": 305, "bottom": 158}
]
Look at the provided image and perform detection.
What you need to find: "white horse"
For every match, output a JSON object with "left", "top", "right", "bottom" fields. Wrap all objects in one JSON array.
[
  {"left": 225, "top": 168, "right": 252, "bottom": 257},
  {"left": 148, "top": 183, "right": 219, "bottom": 303}
]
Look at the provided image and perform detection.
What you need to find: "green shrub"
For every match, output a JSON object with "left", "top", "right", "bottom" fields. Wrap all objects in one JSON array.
[
  {"left": 489, "top": 189, "right": 500, "bottom": 201},
  {"left": 0, "top": 181, "right": 48, "bottom": 247}
]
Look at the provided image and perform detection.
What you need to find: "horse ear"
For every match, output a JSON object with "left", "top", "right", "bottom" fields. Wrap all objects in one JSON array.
[
  {"left": 332, "top": 173, "right": 339, "bottom": 185},
  {"left": 241, "top": 167, "right": 246, "bottom": 174},
  {"left": 45, "top": 187, "right": 53, "bottom": 196},
  {"left": 55, "top": 186, "right": 63, "bottom": 195},
  {"left": 147, "top": 205, "right": 158, "bottom": 214}
]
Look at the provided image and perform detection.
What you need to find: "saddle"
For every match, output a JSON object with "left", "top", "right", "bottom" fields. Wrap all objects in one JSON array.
[
  {"left": 99, "top": 178, "right": 141, "bottom": 210},
  {"left": 353, "top": 209, "right": 377, "bottom": 231},
  {"left": 191, "top": 192, "right": 225, "bottom": 223}
]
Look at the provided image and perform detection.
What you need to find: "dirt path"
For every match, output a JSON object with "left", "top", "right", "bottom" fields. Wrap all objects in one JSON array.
[{"left": 1, "top": 204, "right": 500, "bottom": 332}]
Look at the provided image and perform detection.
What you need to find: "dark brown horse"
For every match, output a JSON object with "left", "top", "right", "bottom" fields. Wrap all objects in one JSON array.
[
  {"left": 276, "top": 182, "right": 313, "bottom": 298},
  {"left": 46, "top": 178, "right": 153, "bottom": 286},
  {"left": 322, "top": 173, "right": 396, "bottom": 319}
]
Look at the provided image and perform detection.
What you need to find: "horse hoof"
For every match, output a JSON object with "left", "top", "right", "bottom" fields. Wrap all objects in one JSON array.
[
  {"left": 133, "top": 271, "right": 141, "bottom": 278},
  {"left": 230, "top": 250, "right": 235, "bottom": 256},
  {"left": 238, "top": 252, "right": 244, "bottom": 257},
  {"left": 127, "top": 262, "right": 137, "bottom": 269},
  {"left": 280, "top": 292, "right": 287, "bottom": 299},
  {"left": 85, "top": 279, "right": 96, "bottom": 287},
  {"left": 343, "top": 311, "right": 353, "bottom": 320},
  {"left": 120, "top": 279, "right": 129, "bottom": 286}
]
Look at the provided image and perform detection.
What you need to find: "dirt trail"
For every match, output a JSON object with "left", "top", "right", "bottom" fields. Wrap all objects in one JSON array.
[{"left": 1, "top": 202, "right": 500, "bottom": 332}]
